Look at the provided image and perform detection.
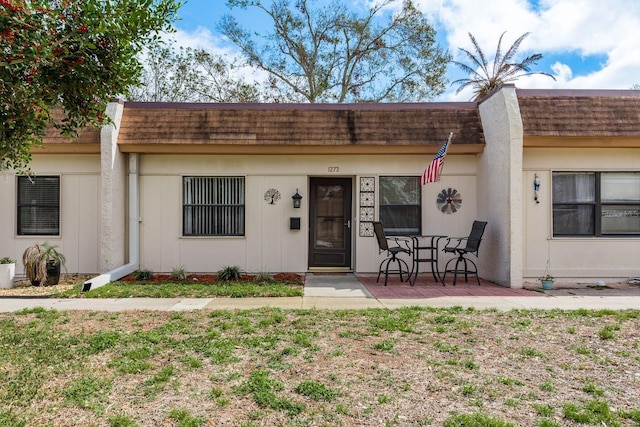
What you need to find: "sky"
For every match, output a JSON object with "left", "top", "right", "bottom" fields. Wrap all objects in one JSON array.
[{"left": 171, "top": 0, "right": 640, "bottom": 102}]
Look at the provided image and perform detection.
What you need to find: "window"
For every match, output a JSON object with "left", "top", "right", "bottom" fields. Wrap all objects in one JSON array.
[
  {"left": 17, "top": 176, "right": 60, "bottom": 236},
  {"left": 379, "top": 176, "right": 421, "bottom": 235},
  {"left": 183, "top": 177, "right": 245, "bottom": 236},
  {"left": 553, "top": 172, "right": 640, "bottom": 236}
]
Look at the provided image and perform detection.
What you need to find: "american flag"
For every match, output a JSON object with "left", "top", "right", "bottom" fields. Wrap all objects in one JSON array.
[{"left": 420, "top": 133, "right": 453, "bottom": 185}]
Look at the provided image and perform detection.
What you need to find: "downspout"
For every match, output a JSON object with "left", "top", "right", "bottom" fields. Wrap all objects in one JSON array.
[{"left": 82, "top": 153, "right": 140, "bottom": 291}]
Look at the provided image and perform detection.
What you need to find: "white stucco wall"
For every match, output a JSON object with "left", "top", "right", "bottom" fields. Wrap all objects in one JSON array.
[
  {"left": 138, "top": 153, "right": 477, "bottom": 274},
  {"left": 523, "top": 147, "right": 640, "bottom": 282},
  {"left": 477, "top": 85, "right": 524, "bottom": 287},
  {"left": 0, "top": 155, "right": 101, "bottom": 275}
]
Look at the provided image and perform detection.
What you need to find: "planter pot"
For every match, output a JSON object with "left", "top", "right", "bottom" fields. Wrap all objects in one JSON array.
[
  {"left": 541, "top": 280, "right": 554, "bottom": 290},
  {"left": 0, "top": 263, "right": 15, "bottom": 289},
  {"left": 31, "top": 260, "right": 61, "bottom": 287}
]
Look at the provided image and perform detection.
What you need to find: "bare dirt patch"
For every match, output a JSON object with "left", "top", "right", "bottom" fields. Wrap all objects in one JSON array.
[
  {"left": 2, "top": 308, "right": 639, "bottom": 426},
  {"left": 0, "top": 274, "right": 89, "bottom": 297}
]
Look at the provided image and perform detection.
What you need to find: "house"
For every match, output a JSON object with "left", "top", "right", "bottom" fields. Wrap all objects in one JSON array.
[{"left": 1, "top": 85, "right": 639, "bottom": 289}]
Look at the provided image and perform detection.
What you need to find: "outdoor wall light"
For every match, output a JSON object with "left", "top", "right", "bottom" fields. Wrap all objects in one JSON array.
[{"left": 292, "top": 189, "right": 303, "bottom": 208}]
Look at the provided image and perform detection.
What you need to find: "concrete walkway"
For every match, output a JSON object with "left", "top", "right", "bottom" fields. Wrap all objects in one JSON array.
[{"left": 0, "top": 273, "right": 638, "bottom": 312}]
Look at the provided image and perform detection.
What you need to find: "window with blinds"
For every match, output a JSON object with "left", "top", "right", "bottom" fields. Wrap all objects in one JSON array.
[
  {"left": 183, "top": 177, "right": 245, "bottom": 236},
  {"left": 379, "top": 176, "right": 421, "bottom": 235},
  {"left": 17, "top": 176, "right": 60, "bottom": 236}
]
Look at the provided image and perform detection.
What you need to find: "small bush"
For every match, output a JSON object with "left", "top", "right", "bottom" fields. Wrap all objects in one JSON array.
[
  {"left": 132, "top": 269, "right": 153, "bottom": 281},
  {"left": 170, "top": 265, "right": 188, "bottom": 281},
  {"left": 255, "top": 270, "right": 274, "bottom": 282},
  {"left": 217, "top": 265, "right": 242, "bottom": 281}
]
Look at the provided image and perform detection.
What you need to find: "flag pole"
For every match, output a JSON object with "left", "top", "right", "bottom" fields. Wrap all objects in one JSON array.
[
  {"left": 420, "top": 132, "right": 454, "bottom": 185},
  {"left": 438, "top": 132, "right": 454, "bottom": 176}
]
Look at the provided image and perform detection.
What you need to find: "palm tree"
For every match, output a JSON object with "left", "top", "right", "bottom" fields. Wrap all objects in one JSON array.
[{"left": 452, "top": 32, "right": 555, "bottom": 100}]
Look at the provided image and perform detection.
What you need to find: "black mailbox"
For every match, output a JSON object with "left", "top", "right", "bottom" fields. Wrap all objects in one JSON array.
[{"left": 290, "top": 217, "right": 301, "bottom": 230}]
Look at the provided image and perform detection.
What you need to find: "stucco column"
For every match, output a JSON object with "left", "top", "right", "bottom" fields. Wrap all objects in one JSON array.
[
  {"left": 99, "top": 100, "right": 126, "bottom": 272},
  {"left": 477, "top": 85, "right": 524, "bottom": 287}
]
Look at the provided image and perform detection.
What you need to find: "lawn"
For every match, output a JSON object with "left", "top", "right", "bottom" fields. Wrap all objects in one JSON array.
[
  {"left": 1, "top": 306, "right": 639, "bottom": 426},
  {"left": 3, "top": 272, "right": 305, "bottom": 298}
]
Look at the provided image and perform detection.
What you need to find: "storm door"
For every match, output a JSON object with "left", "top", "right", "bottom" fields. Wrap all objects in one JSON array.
[{"left": 308, "top": 178, "right": 352, "bottom": 268}]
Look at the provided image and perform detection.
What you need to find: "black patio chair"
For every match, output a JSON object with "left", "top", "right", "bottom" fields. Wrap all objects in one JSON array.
[
  {"left": 442, "top": 220, "right": 488, "bottom": 285},
  {"left": 373, "top": 221, "right": 411, "bottom": 286}
]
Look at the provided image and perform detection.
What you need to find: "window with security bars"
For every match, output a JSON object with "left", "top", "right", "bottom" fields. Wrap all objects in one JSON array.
[
  {"left": 379, "top": 176, "right": 421, "bottom": 235},
  {"left": 17, "top": 176, "right": 60, "bottom": 235},
  {"left": 553, "top": 172, "right": 640, "bottom": 236},
  {"left": 183, "top": 177, "right": 245, "bottom": 236}
]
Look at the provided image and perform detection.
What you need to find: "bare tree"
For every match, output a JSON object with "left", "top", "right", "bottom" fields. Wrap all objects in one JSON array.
[
  {"left": 219, "top": 0, "right": 450, "bottom": 103},
  {"left": 452, "top": 32, "right": 555, "bottom": 100},
  {"left": 128, "top": 41, "right": 261, "bottom": 102}
]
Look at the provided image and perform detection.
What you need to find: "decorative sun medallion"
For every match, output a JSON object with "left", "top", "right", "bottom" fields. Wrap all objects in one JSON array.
[
  {"left": 264, "top": 188, "right": 281, "bottom": 205},
  {"left": 437, "top": 188, "right": 462, "bottom": 214}
]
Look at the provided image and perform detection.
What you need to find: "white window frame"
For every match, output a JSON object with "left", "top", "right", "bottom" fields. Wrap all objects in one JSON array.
[{"left": 552, "top": 171, "right": 640, "bottom": 237}]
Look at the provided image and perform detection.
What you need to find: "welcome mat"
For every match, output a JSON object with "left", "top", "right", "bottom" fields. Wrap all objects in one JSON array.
[{"left": 357, "top": 275, "right": 541, "bottom": 299}]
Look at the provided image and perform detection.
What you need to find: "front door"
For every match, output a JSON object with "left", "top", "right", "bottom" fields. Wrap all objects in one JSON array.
[{"left": 308, "top": 178, "right": 352, "bottom": 268}]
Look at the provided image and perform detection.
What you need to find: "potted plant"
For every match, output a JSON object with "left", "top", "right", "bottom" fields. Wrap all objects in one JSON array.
[
  {"left": 22, "top": 243, "right": 66, "bottom": 286},
  {"left": 0, "top": 257, "right": 16, "bottom": 289},
  {"left": 539, "top": 273, "right": 555, "bottom": 290}
]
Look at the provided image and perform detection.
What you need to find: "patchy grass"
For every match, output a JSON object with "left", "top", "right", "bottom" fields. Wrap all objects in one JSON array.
[{"left": 0, "top": 307, "right": 638, "bottom": 426}]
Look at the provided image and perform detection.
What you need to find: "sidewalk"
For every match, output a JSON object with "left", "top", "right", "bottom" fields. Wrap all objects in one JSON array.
[{"left": 0, "top": 273, "right": 638, "bottom": 312}]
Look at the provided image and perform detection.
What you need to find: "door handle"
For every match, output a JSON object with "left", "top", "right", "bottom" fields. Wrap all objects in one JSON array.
[{"left": 345, "top": 220, "right": 351, "bottom": 229}]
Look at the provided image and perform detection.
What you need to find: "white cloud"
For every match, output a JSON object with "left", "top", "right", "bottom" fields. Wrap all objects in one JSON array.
[
  {"left": 414, "top": 0, "right": 640, "bottom": 100},
  {"left": 167, "top": 27, "right": 229, "bottom": 55},
  {"left": 550, "top": 62, "right": 573, "bottom": 83}
]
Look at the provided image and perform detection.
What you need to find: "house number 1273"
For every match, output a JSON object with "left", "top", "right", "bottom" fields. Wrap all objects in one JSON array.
[{"left": 328, "top": 166, "right": 339, "bottom": 172}]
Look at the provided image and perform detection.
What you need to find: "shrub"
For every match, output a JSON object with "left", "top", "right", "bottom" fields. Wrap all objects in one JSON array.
[
  {"left": 217, "top": 265, "right": 242, "bottom": 281},
  {"left": 132, "top": 269, "right": 154, "bottom": 281},
  {"left": 255, "top": 270, "right": 274, "bottom": 282},
  {"left": 170, "top": 265, "right": 188, "bottom": 281}
]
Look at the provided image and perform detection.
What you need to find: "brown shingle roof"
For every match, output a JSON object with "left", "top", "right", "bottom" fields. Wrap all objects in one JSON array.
[
  {"left": 43, "top": 126, "right": 101, "bottom": 145},
  {"left": 38, "top": 109, "right": 101, "bottom": 154},
  {"left": 118, "top": 102, "right": 485, "bottom": 149},
  {"left": 517, "top": 89, "right": 640, "bottom": 137}
]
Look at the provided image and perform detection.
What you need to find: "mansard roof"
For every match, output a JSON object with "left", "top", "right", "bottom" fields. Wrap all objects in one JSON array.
[
  {"left": 517, "top": 89, "right": 640, "bottom": 137},
  {"left": 38, "top": 89, "right": 640, "bottom": 153},
  {"left": 115, "top": 102, "right": 484, "bottom": 154}
]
